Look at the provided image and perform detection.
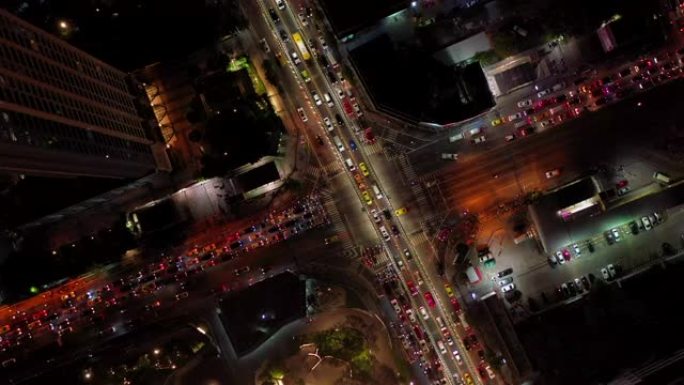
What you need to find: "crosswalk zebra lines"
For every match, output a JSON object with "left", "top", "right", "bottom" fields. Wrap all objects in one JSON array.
[
  {"left": 408, "top": 231, "right": 429, "bottom": 246},
  {"left": 301, "top": 161, "right": 341, "bottom": 180},
  {"left": 320, "top": 192, "right": 355, "bottom": 249},
  {"left": 364, "top": 141, "right": 384, "bottom": 155}
]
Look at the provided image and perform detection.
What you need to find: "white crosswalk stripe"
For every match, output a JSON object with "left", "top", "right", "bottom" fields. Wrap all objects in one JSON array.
[
  {"left": 364, "top": 141, "right": 384, "bottom": 155},
  {"left": 320, "top": 191, "right": 355, "bottom": 249}
]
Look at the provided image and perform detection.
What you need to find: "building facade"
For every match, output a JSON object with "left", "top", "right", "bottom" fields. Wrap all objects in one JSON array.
[{"left": 0, "top": 9, "right": 170, "bottom": 178}]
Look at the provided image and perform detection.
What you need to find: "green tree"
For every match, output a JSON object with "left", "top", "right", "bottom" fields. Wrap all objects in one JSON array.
[{"left": 471, "top": 50, "right": 500, "bottom": 66}]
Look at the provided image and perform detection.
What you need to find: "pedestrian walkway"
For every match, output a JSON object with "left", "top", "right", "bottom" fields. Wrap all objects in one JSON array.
[
  {"left": 364, "top": 141, "right": 384, "bottom": 155},
  {"left": 320, "top": 190, "right": 355, "bottom": 250}
]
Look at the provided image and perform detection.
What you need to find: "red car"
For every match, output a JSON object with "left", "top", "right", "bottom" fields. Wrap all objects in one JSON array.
[
  {"left": 423, "top": 292, "right": 436, "bottom": 308},
  {"left": 407, "top": 280, "right": 419, "bottom": 296},
  {"left": 561, "top": 248, "right": 571, "bottom": 261},
  {"left": 616, "top": 179, "right": 629, "bottom": 188},
  {"left": 450, "top": 297, "right": 461, "bottom": 312}
]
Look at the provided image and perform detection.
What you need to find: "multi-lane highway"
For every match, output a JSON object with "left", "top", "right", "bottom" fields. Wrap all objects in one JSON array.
[{"left": 245, "top": 0, "right": 498, "bottom": 383}]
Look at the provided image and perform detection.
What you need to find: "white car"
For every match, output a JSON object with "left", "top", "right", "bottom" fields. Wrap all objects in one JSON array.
[
  {"left": 472, "top": 135, "right": 486, "bottom": 144},
  {"left": 418, "top": 306, "right": 429, "bottom": 320},
  {"left": 507, "top": 112, "right": 525, "bottom": 121},
  {"left": 405, "top": 309, "right": 417, "bottom": 323},
  {"left": 276, "top": 0, "right": 285, "bottom": 10},
  {"left": 607, "top": 264, "right": 617, "bottom": 278},
  {"left": 336, "top": 88, "right": 345, "bottom": 99},
  {"left": 501, "top": 283, "right": 515, "bottom": 292},
  {"left": 323, "top": 93, "right": 334, "bottom": 107},
  {"left": 641, "top": 216, "right": 652, "bottom": 230},
  {"left": 601, "top": 268, "right": 610, "bottom": 280},
  {"left": 545, "top": 168, "right": 560, "bottom": 179},
  {"left": 556, "top": 250, "right": 566, "bottom": 265},
  {"left": 537, "top": 88, "right": 551, "bottom": 98},
  {"left": 453, "top": 349, "right": 463, "bottom": 363},
  {"left": 611, "top": 228, "right": 621, "bottom": 242},
  {"left": 517, "top": 99, "right": 533, "bottom": 108},
  {"left": 296, "top": 107, "right": 308, "bottom": 122},
  {"left": 323, "top": 117, "right": 333, "bottom": 131},
  {"left": 291, "top": 51, "right": 301, "bottom": 64},
  {"left": 572, "top": 243, "right": 581, "bottom": 256},
  {"left": 370, "top": 209, "right": 381, "bottom": 223},
  {"left": 539, "top": 120, "right": 553, "bottom": 128},
  {"left": 312, "top": 92, "right": 322, "bottom": 106},
  {"left": 298, "top": 12, "right": 308, "bottom": 26}
]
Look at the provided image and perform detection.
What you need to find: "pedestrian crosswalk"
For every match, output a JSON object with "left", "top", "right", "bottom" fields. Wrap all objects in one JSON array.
[
  {"left": 320, "top": 190, "right": 355, "bottom": 250},
  {"left": 408, "top": 231, "right": 429, "bottom": 246},
  {"left": 364, "top": 141, "right": 384, "bottom": 155}
]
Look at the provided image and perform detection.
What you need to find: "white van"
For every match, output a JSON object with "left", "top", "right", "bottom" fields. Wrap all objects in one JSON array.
[
  {"left": 372, "top": 184, "right": 383, "bottom": 199},
  {"left": 333, "top": 136, "right": 345, "bottom": 152},
  {"left": 344, "top": 158, "right": 356, "bottom": 171}
]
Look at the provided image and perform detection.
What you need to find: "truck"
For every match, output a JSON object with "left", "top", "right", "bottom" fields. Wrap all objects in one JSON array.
[
  {"left": 466, "top": 266, "right": 481, "bottom": 284},
  {"left": 324, "top": 47, "right": 338, "bottom": 68},
  {"left": 292, "top": 32, "right": 311, "bottom": 61}
]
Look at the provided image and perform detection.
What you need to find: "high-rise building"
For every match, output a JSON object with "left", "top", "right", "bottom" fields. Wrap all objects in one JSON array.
[{"left": 0, "top": 9, "right": 170, "bottom": 178}]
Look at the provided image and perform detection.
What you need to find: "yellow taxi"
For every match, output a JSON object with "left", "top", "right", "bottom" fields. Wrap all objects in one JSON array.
[
  {"left": 444, "top": 283, "right": 455, "bottom": 298},
  {"left": 464, "top": 372, "right": 475, "bottom": 385},
  {"left": 490, "top": 117, "right": 502, "bottom": 126},
  {"left": 359, "top": 162, "right": 370, "bottom": 177},
  {"left": 361, "top": 190, "right": 373, "bottom": 205},
  {"left": 394, "top": 207, "right": 407, "bottom": 216}
]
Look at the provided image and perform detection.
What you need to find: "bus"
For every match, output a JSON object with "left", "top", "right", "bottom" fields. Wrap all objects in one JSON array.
[{"left": 292, "top": 32, "right": 311, "bottom": 61}]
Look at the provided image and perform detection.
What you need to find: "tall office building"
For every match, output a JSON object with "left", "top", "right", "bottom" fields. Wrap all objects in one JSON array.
[{"left": 0, "top": 9, "right": 170, "bottom": 178}]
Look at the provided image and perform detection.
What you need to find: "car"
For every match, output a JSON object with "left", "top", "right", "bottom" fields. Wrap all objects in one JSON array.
[
  {"left": 290, "top": 51, "right": 301, "bottom": 64},
  {"left": 441, "top": 153, "right": 459, "bottom": 160},
  {"left": 545, "top": 168, "right": 560, "bottom": 179},
  {"left": 494, "top": 268, "right": 513, "bottom": 279},
  {"left": 296, "top": 107, "right": 308, "bottom": 122},
  {"left": 268, "top": 8, "right": 280, "bottom": 23},
  {"left": 370, "top": 209, "right": 381, "bottom": 223},
  {"left": 444, "top": 284, "right": 455, "bottom": 298},
  {"left": 617, "top": 186, "right": 630, "bottom": 196},
  {"left": 464, "top": 373, "right": 475, "bottom": 385},
  {"left": 403, "top": 248, "right": 412, "bottom": 260},
  {"left": 472, "top": 135, "right": 486, "bottom": 144},
  {"left": 312, "top": 92, "right": 322, "bottom": 106},
  {"left": 501, "top": 283, "right": 515, "bottom": 292},
  {"left": 507, "top": 112, "right": 525, "bottom": 121},
  {"left": 418, "top": 306, "right": 429, "bottom": 320},
  {"left": 490, "top": 117, "right": 502, "bottom": 126},
  {"left": 572, "top": 243, "right": 581, "bottom": 256},
  {"left": 517, "top": 99, "right": 533, "bottom": 108},
  {"left": 485, "top": 365, "right": 496, "bottom": 379},
  {"left": 407, "top": 280, "right": 419, "bottom": 296},
  {"left": 548, "top": 253, "right": 558, "bottom": 267},
  {"left": 379, "top": 226, "right": 391, "bottom": 241},
  {"left": 653, "top": 212, "right": 663, "bottom": 224},
  {"left": 423, "top": 292, "right": 436, "bottom": 308},
  {"left": 555, "top": 250, "right": 566, "bottom": 265},
  {"left": 323, "top": 93, "right": 334, "bottom": 107},
  {"left": 504, "top": 134, "right": 516, "bottom": 142},
  {"left": 349, "top": 139, "right": 357, "bottom": 151},
  {"left": 498, "top": 277, "right": 513, "bottom": 286},
  {"left": 323, "top": 117, "right": 333, "bottom": 131},
  {"left": 233, "top": 266, "right": 250, "bottom": 276},
  {"left": 405, "top": 309, "right": 417, "bottom": 323},
  {"left": 561, "top": 248, "right": 571, "bottom": 261},
  {"left": 581, "top": 276, "right": 591, "bottom": 290},
  {"left": 391, "top": 225, "right": 400, "bottom": 236},
  {"left": 175, "top": 291, "right": 189, "bottom": 301},
  {"left": 352, "top": 103, "right": 363, "bottom": 117},
  {"left": 394, "top": 207, "right": 407, "bottom": 216},
  {"left": 574, "top": 278, "right": 584, "bottom": 293},
  {"left": 601, "top": 267, "right": 610, "bottom": 280},
  {"left": 537, "top": 88, "right": 551, "bottom": 98},
  {"left": 552, "top": 82, "right": 566, "bottom": 92},
  {"left": 641, "top": 216, "right": 652, "bottom": 231},
  {"left": 318, "top": 35, "right": 328, "bottom": 49},
  {"left": 607, "top": 264, "right": 617, "bottom": 278},
  {"left": 604, "top": 230, "right": 615, "bottom": 245},
  {"left": 518, "top": 125, "right": 535, "bottom": 137},
  {"left": 539, "top": 119, "right": 553, "bottom": 128},
  {"left": 587, "top": 242, "right": 595, "bottom": 253},
  {"left": 361, "top": 190, "right": 372, "bottom": 205},
  {"left": 275, "top": 0, "right": 285, "bottom": 9},
  {"left": 629, "top": 221, "right": 639, "bottom": 235},
  {"left": 611, "top": 228, "right": 621, "bottom": 242},
  {"left": 359, "top": 162, "right": 370, "bottom": 176}
]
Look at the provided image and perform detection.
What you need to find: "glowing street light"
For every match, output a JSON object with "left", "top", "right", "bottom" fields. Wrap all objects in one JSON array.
[{"left": 153, "top": 348, "right": 161, "bottom": 355}]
